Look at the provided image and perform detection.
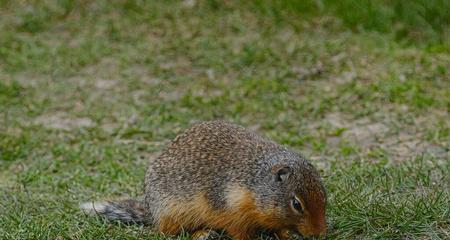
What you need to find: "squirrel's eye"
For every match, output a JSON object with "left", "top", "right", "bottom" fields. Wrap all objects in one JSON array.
[{"left": 291, "top": 197, "right": 303, "bottom": 213}]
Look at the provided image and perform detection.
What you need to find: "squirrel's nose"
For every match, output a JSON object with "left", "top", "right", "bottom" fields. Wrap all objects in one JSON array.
[
  {"left": 298, "top": 230, "right": 326, "bottom": 238},
  {"left": 297, "top": 223, "right": 327, "bottom": 238}
]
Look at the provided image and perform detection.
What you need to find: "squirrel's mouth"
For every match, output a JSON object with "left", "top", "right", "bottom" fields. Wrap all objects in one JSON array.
[{"left": 296, "top": 224, "right": 327, "bottom": 238}]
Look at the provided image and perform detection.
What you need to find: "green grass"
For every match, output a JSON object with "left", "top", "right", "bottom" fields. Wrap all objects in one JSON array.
[{"left": 0, "top": 0, "right": 449, "bottom": 239}]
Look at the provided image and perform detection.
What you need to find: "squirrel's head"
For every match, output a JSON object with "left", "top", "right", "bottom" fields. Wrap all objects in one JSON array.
[{"left": 267, "top": 158, "right": 327, "bottom": 238}]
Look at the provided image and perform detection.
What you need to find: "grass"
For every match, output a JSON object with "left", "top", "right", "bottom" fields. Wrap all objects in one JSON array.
[{"left": 0, "top": 0, "right": 449, "bottom": 239}]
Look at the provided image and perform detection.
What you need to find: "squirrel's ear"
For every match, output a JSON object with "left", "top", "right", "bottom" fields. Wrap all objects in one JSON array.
[{"left": 272, "top": 165, "right": 291, "bottom": 182}]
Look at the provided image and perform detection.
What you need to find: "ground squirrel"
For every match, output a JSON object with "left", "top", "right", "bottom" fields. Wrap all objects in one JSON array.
[{"left": 81, "top": 120, "right": 327, "bottom": 239}]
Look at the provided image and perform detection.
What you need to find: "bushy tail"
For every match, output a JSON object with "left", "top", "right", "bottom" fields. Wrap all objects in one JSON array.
[{"left": 80, "top": 198, "right": 146, "bottom": 225}]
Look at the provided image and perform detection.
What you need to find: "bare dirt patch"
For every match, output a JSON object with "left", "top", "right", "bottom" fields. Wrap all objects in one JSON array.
[
  {"left": 342, "top": 122, "right": 389, "bottom": 147},
  {"left": 318, "top": 112, "right": 447, "bottom": 161},
  {"left": 94, "top": 79, "right": 117, "bottom": 90},
  {"left": 34, "top": 113, "right": 95, "bottom": 131},
  {"left": 383, "top": 133, "right": 448, "bottom": 161}
]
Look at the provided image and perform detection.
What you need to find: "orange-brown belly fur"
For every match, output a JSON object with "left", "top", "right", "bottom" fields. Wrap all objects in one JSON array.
[{"left": 156, "top": 187, "right": 285, "bottom": 239}]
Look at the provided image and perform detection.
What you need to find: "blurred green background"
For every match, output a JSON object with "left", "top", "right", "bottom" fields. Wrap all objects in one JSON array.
[{"left": 0, "top": 1, "right": 449, "bottom": 239}]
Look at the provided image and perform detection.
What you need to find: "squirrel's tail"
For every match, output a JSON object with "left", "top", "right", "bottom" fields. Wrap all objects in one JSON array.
[{"left": 80, "top": 198, "right": 146, "bottom": 225}]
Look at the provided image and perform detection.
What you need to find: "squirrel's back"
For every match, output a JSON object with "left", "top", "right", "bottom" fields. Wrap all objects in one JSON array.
[{"left": 145, "top": 120, "right": 283, "bottom": 198}]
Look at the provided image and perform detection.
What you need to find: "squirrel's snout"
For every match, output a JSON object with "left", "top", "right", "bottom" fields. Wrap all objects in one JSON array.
[
  {"left": 298, "top": 228, "right": 327, "bottom": 238},
  {"left": 297, "top": 221, "right": 327, "bottom": 238}
]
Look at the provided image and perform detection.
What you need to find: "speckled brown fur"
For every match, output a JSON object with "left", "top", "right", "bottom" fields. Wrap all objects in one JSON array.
[{"left": 82, "top": 120, "right": 327, "bottom": 239}]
